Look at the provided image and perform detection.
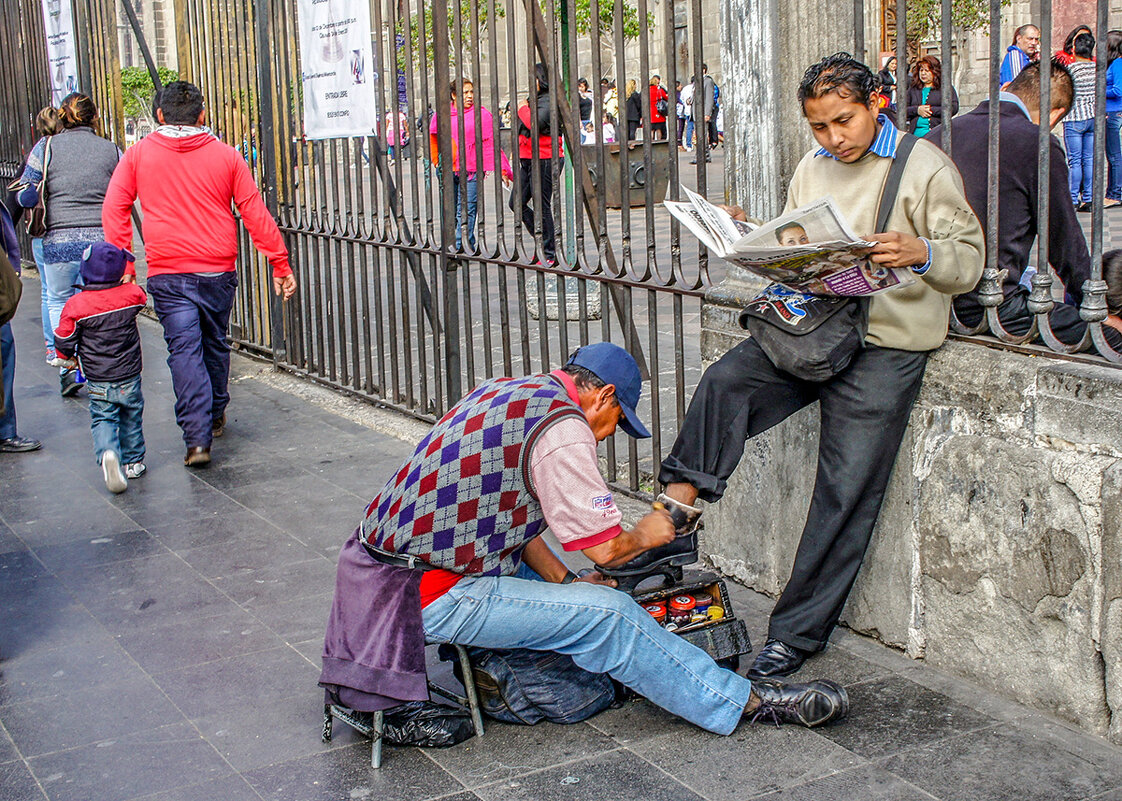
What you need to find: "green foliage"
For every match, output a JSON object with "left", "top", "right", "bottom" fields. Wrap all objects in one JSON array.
[
  {"left": 572, "top": 0, "right": 655, "bottom": 42},
  {"left": 120, "top": 65, "right": 179, "bottom": 120},
  {"left": 398, "top": 0, "right": 505, "bottom": 70},
  {"left": 904, "top": 0, "right": 1007, "bottom": 41}
]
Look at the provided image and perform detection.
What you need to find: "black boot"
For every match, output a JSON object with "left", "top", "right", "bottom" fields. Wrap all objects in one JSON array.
[
  {"left": 595, "top": 531, "right": 699, "bottom": 593},
  {"left": 747, "top": 678, "right": 848, "bottom": 728}
]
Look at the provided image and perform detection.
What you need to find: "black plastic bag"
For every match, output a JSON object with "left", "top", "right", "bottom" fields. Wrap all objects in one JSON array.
[{"left": 382, "top": 701, "right": 475, "bottom": 748}]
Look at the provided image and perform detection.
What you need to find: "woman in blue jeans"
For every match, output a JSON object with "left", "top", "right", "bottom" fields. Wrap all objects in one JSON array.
[
  {"left": 1105, "top": 31, "right": 1122, "bottom": 207},
  {"left": 1064, "top": 33, "right": 1097, "bottom": 211},
  {"left": 16, "top": 93, "right": 121, "bottom": 395}
]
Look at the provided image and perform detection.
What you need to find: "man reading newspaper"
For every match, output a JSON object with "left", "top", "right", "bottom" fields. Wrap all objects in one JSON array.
[{"left": 657, "top": 53, "right": 984, "bottom": 679}]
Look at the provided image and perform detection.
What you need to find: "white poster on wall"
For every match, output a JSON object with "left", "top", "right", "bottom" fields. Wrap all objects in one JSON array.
[
  {"left": 41, "top": 0, "right": 79, "bottom": 105},
  {"left": 295, "top": 0, "right": 380, "bottom": 139}
]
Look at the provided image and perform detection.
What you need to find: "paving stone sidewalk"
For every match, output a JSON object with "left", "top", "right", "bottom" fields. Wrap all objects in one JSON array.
[{"left": 1, "top": 289, "right": 1122, "bottom": 801}]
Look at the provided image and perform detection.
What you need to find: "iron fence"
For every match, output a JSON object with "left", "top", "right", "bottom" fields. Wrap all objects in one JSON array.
[{"left": 2, "top": 0, "right": 1122, "bottom": 498}]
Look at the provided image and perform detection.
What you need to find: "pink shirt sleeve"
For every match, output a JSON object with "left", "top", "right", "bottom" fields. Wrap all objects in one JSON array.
[{"left": 529, "top": 417, "right": 623, "bottom": 551}]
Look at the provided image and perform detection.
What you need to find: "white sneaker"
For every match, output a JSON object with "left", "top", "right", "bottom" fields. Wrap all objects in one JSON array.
[
  {"left": 124, "top": 462, "right": 146, "bottom": 479},
  {"left": 101, "top": 450, "right": 128, "bottom": 493}
]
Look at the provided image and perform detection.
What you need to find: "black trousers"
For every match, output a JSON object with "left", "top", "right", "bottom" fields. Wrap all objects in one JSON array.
[
  {"left": 511, "top": 158, "right": 559, "bottom": 263},
  {"left": 954, "top": 288, "right": 1122, "bottom": 350},
  {"left": 659, "top": 338, "right": 929, "bottom": 651}
]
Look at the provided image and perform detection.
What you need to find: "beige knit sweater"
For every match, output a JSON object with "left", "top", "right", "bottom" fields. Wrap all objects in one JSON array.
[{"left": 784, "top": 127, "right": 984, "bottom": 351}]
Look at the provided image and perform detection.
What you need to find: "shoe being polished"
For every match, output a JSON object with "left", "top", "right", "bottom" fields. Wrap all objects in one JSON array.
[
  {"left": 747, "top": 638, "right": 809, "bottom": 679},
  {"left": 184, "top": 446, "right": 211, "bottom": 467},
  {"left": 747, "top": 677, "right": 848, "bottom": 728},
  {"left": 595, "top": 530, "right": 699, "bottom": 578},
  {"left": 0, "top": 436, "right": 42, "bottom": 453}
]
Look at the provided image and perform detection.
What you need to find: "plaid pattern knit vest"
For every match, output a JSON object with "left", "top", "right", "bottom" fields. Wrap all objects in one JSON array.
[{"left": 362, "top": 374, "right": 585, "bottom": 576}]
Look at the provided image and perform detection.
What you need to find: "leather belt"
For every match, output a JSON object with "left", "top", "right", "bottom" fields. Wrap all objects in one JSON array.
[{"left": 362, "top": 541, "right": 439, "bottom": 572}]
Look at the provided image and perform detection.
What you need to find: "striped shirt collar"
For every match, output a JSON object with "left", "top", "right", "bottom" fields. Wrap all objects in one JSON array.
[{"left": 814, "top": 114, "right": 898, "bottom": 160}]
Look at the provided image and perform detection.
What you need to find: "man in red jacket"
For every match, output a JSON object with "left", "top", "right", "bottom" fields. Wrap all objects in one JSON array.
[{"left": 103, "top": 81, "right": 297, "bottom": 467}]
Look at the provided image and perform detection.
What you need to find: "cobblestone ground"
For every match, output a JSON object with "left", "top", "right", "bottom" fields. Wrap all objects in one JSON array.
[{"left": 2, "top": 275, "right": 1122, "bottom": 801}]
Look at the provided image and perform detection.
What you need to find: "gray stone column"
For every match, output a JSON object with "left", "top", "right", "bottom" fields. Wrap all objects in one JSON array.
[{"left": 719, "top": 0, "right": 858, "bottom": 218}]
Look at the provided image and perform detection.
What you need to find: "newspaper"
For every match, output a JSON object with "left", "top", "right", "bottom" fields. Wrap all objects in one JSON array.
[{"left": 665, "top": 188, "right": 913, "bottom": 297}]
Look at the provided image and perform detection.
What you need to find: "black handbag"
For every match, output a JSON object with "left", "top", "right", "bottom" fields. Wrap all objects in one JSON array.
[
  {"left": 23, "top": 137, "right": 51, "bottom": 238},
  {"left": 740, "top": 133, "right": 918, "bottom": 382}
]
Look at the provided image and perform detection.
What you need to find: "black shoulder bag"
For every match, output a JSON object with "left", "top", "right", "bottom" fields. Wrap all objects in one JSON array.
[{"left": 739, "top": 133, "right": 918, "bottom": 382}]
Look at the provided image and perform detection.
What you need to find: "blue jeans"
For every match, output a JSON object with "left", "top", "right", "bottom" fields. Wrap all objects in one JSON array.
[
  {"left": 147, "top": 272, "right": 238, "bottom": 448},
  {"left": 421, "top": 568, "right": 754, "bottom": 735},
  {"left": 1, "top": 323, "right": 16, "bottom": 439},
  {"left": 88, "top": 376, "right": 145, "bottom": 465},
  {"left": 453, "top": 174, "right": 478, "bottom": 250},
  {"left": 685, "top": 119, "right": 695, "bottom": 149},
  {"left": 32, "top": 239, "right": 52, "bottom": 349},
  {"left": 1107, "top": 112, "right": 1122, "bottom": 201},
  {"left": 42, "top": 257, "right": 81, "bottom": 333},
  {"left": 1064, "top": 117, "right": 1095, "bottom": 203}
]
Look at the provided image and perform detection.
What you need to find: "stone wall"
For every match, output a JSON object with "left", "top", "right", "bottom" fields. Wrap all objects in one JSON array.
[{"left": 700, "top": 281, "right": 1122, "bottom": 743}]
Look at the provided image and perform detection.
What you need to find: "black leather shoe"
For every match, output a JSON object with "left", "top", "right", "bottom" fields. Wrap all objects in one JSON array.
[
  {"left": 184, "top": 446, "right": 211, "bottom": 467},
  {"left": 747, "top": 677, "right": 848, "bottom": 728},
  {"left": 596, "top": 531, "right": 698, "bottom": 578},
  {"left": 747, "top": 638, "right": 808, "bottom": 679},
  {"left": 0, "top": 436, "right": 42, "bottom": 453}
]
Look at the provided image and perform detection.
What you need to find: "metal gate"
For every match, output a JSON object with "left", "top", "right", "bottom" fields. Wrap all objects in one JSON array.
[{"left": 167, "top": 0, "right": 721, "bottom": 495}]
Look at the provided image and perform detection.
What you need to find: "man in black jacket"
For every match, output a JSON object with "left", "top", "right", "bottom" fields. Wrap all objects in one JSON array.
[{"left": 928, "top": 59, "right": 1119, "bottom": 348}]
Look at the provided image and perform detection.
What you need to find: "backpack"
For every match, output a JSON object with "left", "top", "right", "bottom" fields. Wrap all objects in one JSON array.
[{"left": 443, "top": 645, "right": 617, "bottom": 725}]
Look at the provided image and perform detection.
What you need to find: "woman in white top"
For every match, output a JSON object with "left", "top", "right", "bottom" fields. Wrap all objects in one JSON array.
[{"left": 1065, "top": 33, "right": 1098, "bottom": 211}]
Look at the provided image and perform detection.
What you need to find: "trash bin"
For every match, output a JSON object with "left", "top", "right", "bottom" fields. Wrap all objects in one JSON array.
[{"left": 583, "top": 140, "right": 671, "bottom": 208}]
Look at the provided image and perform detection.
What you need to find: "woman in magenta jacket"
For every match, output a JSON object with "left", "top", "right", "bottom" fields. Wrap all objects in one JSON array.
[{"left": 429, "top": 78, "right": 513, "bottom": 251}]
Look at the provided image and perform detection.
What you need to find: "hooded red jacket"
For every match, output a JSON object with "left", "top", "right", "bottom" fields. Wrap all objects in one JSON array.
[{"left": 102, "top": 131, "right": 291, "bottom": 277}]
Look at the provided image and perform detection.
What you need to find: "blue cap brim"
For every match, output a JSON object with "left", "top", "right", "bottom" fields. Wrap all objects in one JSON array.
[{"left": 618, "top": 401, "right": 651, "bottom": 439}]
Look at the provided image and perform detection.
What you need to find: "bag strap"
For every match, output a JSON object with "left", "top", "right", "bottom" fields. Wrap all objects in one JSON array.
[
  {"left": 874, "top": 132, "right": 917, "bottom": 234},
  {"left": 41, "top": 137, "right": 51, "bottom": 184}
]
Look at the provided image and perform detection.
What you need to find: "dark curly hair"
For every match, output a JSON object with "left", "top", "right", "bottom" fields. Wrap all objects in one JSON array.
[{"left": 798, "top": 52, "right": 878, "bottom": 112}]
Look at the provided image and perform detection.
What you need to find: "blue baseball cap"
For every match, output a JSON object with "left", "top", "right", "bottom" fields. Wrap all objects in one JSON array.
[
  {"left": 80, "top": 242, "right": 135, "bottom": 285},
  {"left": 566, "top": 342, "right": 651, "bottom": 439}
]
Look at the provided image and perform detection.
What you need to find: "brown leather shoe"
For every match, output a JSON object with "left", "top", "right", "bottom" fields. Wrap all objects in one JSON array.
[
  {"left": 184, "top": 446, "right": 211, "bottom": 467},
  {"left": 212, "top": 414, "right": 226, "bottom": 438}
]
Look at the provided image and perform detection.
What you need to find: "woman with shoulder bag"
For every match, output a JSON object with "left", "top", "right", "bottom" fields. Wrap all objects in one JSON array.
[
  {"left": 15, "top": 93, "right": 122, "bottom": 397},
  {"left": 7, "top": 107, "right": 63, "bottom": 366}
]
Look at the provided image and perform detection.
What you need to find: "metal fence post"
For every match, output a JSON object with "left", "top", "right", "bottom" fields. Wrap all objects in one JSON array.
[
  {"left": 432, "top": 0, "right": 463, "bottom": 404},
  {"left": 253, "top": 0, "right": 284, "bottom": 366}
]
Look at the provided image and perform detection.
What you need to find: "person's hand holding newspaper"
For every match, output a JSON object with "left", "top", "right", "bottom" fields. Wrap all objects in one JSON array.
[{"left": 665, "top": 189, "right": 915, "bottom": 297}]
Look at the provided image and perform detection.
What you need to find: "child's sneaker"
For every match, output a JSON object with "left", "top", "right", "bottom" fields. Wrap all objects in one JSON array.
[
  {"left": 101, "top": 450, "right": 128, "bottom": 493},
  {"left": 45, "top": 347, "right": 57, "bottom": 365},
  {"left": 124, "top": 463, "right": 146, "bottom": 479}
]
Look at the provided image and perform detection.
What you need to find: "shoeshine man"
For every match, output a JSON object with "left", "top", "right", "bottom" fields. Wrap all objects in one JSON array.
[
  {"left": 321, "top": 342, "right": 849, "bottom": 734},
  {"left": 659, "top": 53, "right": 984, "bottom": 680}
]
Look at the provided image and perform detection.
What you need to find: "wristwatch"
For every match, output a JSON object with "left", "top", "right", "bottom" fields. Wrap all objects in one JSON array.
[{"left": 560, "top": 571, "right": 579, "bottom": 584}]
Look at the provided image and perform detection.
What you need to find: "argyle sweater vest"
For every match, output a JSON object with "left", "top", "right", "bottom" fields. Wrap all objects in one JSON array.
[{"left": 362, "top": 374, "right": 585, "bottom": 576}]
